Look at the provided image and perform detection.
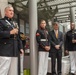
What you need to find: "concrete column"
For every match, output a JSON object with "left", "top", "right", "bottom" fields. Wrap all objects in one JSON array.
[
  {"left": 0, "top": 0, "right": 8, "bottom": 18},
  {"left": 29, "top": 0, "right": 38, "bottom": 75},
  {"left": 70, "top": 4, "right": 75, "bottom": 23}
]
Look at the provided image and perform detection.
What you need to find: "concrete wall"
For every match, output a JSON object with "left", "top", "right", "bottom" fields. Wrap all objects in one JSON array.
[{"left": 0, "top": 0, "right": 8, "bottom": 18}]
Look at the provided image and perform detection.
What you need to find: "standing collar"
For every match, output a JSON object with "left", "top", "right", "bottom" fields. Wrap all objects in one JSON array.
[
  {"left": 4, "top": 16, "right": 13, "bottom": 21},
  {"left": 39, "top": 27, "right": 46, "bottom": 30},
  {"left": 54, "top": 30, "right": 58, "bottom": 33}
]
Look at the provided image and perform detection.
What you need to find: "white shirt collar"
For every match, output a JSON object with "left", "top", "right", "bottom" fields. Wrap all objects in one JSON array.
[{"left": 54, "top": 30, "right": 58, "bottom": 33}]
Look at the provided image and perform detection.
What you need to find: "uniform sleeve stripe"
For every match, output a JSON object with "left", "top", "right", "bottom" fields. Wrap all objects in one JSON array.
[{"left": 36, "top": 33, "right": 40, "bottom": 36}]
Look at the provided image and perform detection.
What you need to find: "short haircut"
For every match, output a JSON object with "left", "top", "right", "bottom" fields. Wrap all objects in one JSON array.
[
  {"left": 5, "top": 5, "right": 13, "bottom": 11},
  {"left": 52, "top": 22, "right": 59, "bottom": 26},
  {"left": 70, "top": 22, "right": 75, "bottom": 25},
  {"left": 38, "top": 19, "right": 46, "bottom": 25}
]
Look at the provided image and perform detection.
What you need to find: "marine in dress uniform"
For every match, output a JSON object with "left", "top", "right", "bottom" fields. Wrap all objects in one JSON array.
[
  {"left": 0, "top": 6, "right": 24, "bottom": 75},
  {"left": 36, "top": 20, "right": 50, "bottom": 75},
  {"left": 65, "top": 23, "right": 76, "bottom": 75}
]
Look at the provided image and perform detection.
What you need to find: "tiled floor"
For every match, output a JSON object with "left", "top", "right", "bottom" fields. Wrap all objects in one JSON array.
[{"left": 47, "top": 73, "right": 70, "bottom": 75}]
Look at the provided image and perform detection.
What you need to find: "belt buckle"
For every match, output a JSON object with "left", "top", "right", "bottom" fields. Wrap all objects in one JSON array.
[{"left": 14, "top": 35, "right": 16, "bottom": 39}]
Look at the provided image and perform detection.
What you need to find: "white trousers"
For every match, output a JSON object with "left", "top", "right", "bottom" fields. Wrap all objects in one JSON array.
[
  {"left": 38, "top": 51, "right": 49, "bottom": 75},
  {"left": 69, "top": 51, "right": 76, "bottom": 74},
  {"left": 20, "top": 55, "right": 24, "bottom": 73},
  {"left": 0, "top": 56, "right": 18, "bottom": 75}
]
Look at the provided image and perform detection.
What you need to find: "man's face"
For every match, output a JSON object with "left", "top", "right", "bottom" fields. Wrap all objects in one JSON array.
[
  {"left": 40, "top": 20, "right": 46, "bottom": 29},
  {"left": 5, "top": 7, "right": 14, "bottom": 18},
  {"left": 70, "top": 23, "right": 75, "bottom": 30},
  {"left": 53, "top": 23, "right": 59, "bottom": 30}
]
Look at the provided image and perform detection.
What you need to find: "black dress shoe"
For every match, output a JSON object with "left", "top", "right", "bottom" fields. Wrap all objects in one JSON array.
[
  {"left": 52, "top": 73, "right": 57, "bottom": 75},
  {"left": 70, "top": 73, "right": 75, "bottom": 75},
  {"left": 58, "top": 73, "right": 61, "bottom": 75},
  {"left": 58, "top": 73, "right": 62, "bottom": 75}
]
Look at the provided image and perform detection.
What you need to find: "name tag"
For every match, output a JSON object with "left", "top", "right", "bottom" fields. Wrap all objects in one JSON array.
[{"left": 40, "top": 39, "right": 48, "bottom": 41}]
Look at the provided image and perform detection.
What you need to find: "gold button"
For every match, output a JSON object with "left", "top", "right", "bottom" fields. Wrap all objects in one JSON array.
[{"left": 4, "top": 42, "right": 6, "bottom": 44}]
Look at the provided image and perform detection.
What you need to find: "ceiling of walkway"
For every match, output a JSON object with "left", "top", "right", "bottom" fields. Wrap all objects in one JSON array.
[{"left": 8, "top": 0, "right": 76, "bottom": 23}]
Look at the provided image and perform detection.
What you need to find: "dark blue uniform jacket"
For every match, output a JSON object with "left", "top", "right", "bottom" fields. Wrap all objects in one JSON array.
[
  {"left": 0, "top": 16, "right": 23, "bottom": 57},
  {"left": 36, "top": 28, "right": 50, "bottom": 52}
]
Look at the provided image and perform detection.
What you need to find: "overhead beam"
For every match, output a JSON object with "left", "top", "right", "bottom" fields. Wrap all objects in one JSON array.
[
  {"left": 56, "top": 10, "right": 70, "bottom": 14},
  {"left": 15, "top": 0, "right": 27, "bottom": 3},
  {"left": 57, "top": 17, "right": 68, "bottom": 20},
  {"left": 58, "top": 4, "right": 76, "bottom": 10},
  {"left": 55, "top": 13, "right": 69, "bottom": 17},
  {"left": 38, "top": 3, "right": 76, "bottom": 9},
  {"left": 39, "top": 0, "right": 76, "bottom": 6}
]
